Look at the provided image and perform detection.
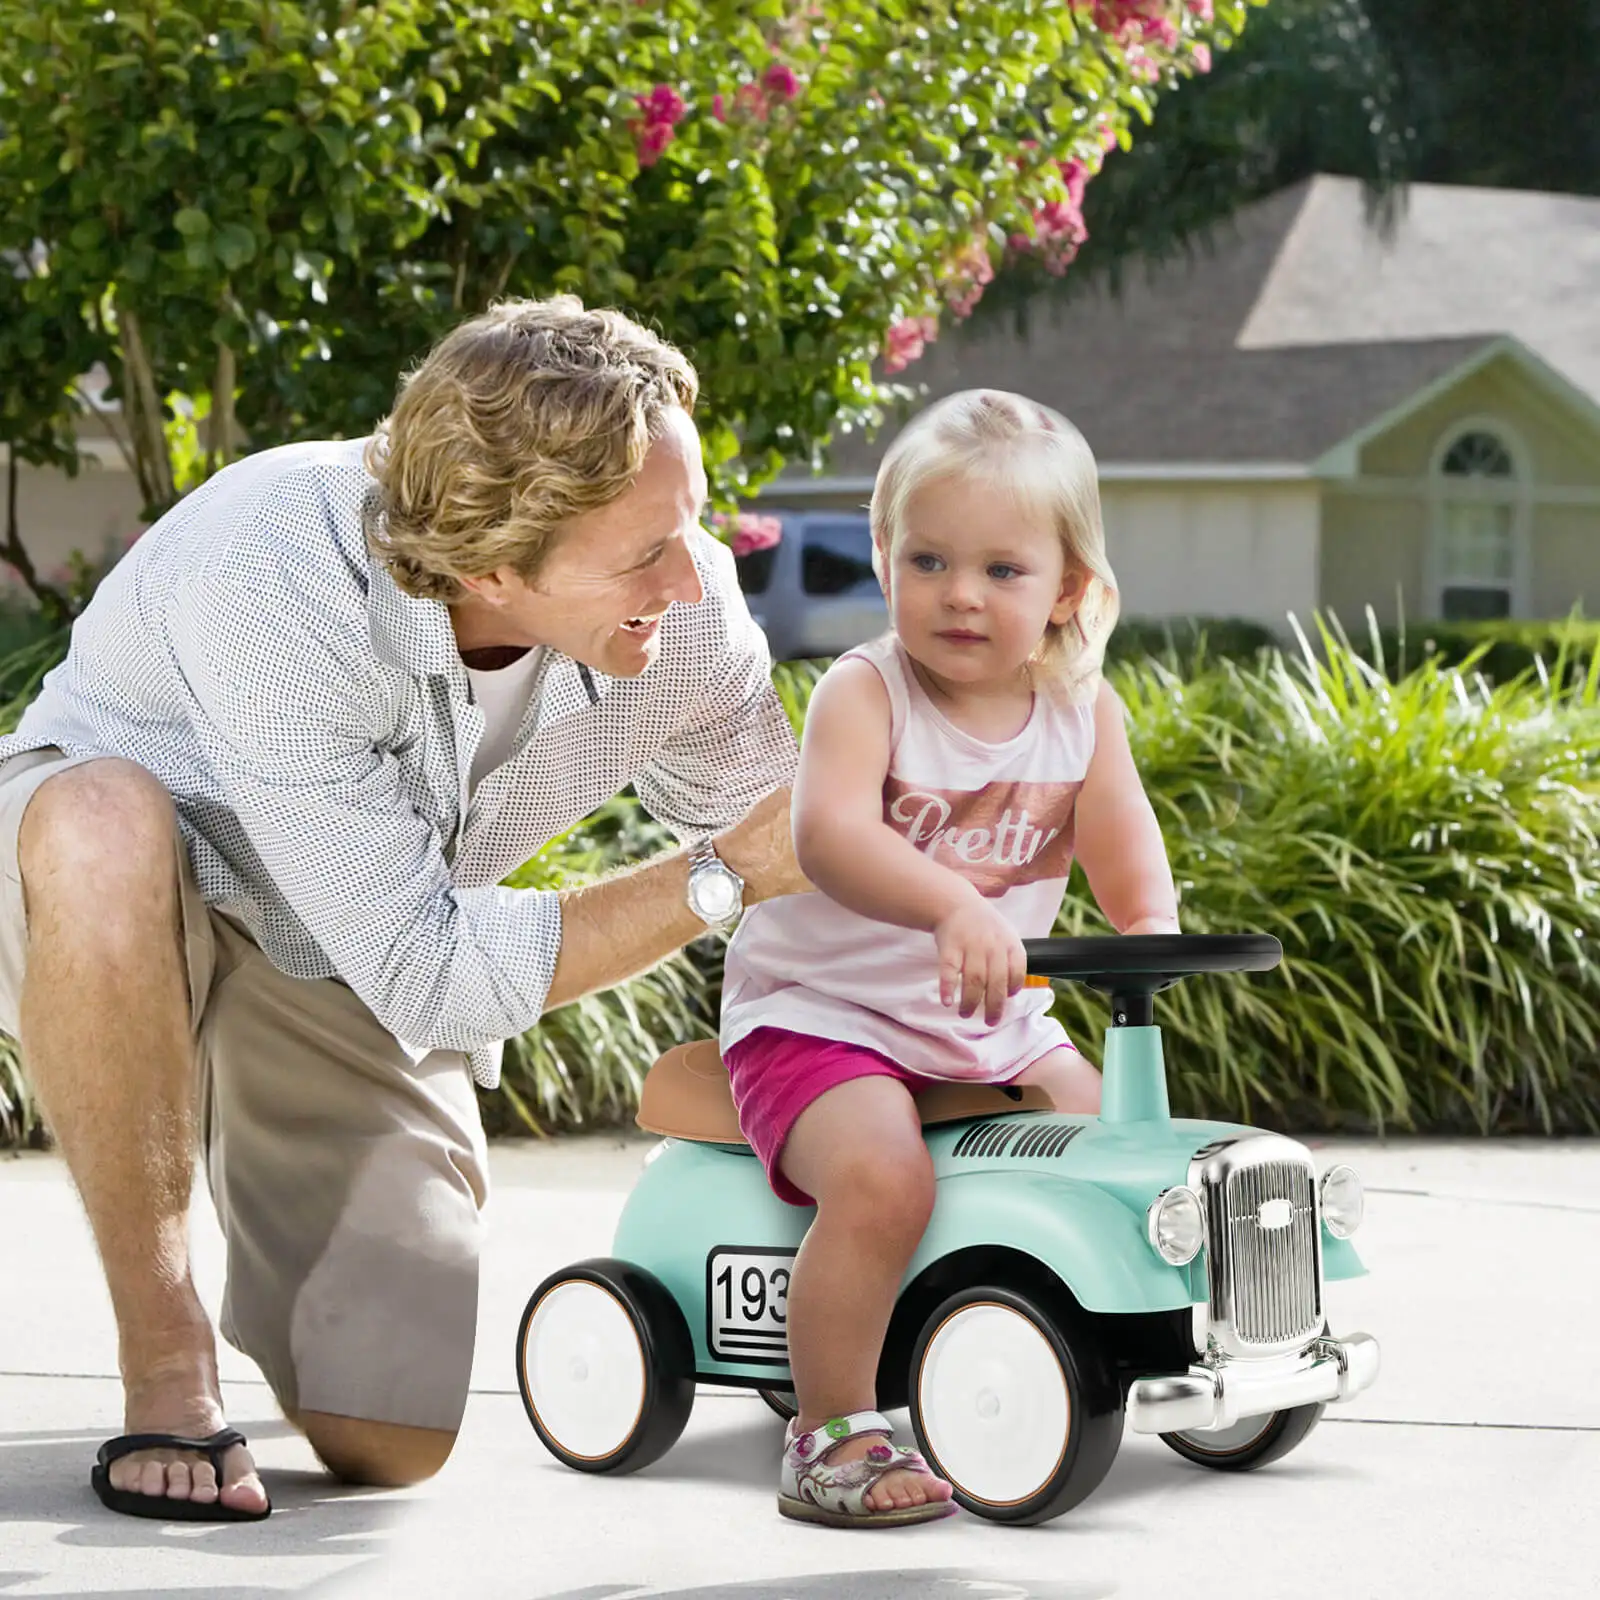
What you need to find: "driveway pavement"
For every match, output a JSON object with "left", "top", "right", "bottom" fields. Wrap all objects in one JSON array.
[{"left": 1, "top": 1132, "right": 1596, "bottom": 1600}]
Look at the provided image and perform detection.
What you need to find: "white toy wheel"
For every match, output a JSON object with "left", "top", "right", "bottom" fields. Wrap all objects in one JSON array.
[
  {"left": 909, "top": 1283, "right": 1122, "bottom": 1524},
  {"left": 1161, "top": 1403, "right": 1325, "bottom": 1470},
  {"left": 516, "top": 1259, "right": 695, "bottom": 1473}
]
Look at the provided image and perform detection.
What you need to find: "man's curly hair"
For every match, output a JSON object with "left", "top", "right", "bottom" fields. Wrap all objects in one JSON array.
[{"left": 365, "top": 297, "right": 698, "bottom": 602}]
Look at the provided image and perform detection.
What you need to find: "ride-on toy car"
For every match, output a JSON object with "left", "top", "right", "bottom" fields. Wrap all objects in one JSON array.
[{"left": 515, "top": 934, "right": 1380, "bottom": 1524}]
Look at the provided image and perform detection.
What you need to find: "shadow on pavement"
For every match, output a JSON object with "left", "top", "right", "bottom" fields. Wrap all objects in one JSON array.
[
  {"left": 537, "top": 1574, "right": 1120, "bottom": 1599},
  {"left": 0, "top": 1415, "right": 408, "bottom": 1575}
]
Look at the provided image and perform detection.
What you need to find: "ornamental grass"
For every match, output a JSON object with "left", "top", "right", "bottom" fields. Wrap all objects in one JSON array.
[{"left": 3, "top": 625, "right": 1598, "bottom": 1145}]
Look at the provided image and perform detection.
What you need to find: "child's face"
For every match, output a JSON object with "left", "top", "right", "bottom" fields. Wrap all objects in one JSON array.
[{"left": 886, "top": 473, "right": 1084, "bottom": 688}]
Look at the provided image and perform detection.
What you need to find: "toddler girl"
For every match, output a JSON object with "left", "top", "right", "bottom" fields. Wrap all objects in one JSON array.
[{"left": 719, "top": 389, "right": 1180, "bottom": 1526}]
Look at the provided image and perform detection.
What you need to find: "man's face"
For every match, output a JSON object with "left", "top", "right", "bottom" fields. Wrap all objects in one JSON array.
[{"left": 453, "top": 406, "right": 708, "bottom": 677}]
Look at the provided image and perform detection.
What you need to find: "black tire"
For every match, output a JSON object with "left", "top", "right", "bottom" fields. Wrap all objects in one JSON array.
[
  {"left": 909, "top": 1284, "right": 1123, "bottom": 1525},
  {"left": 515, "top": 1257, "right": 696, "bottom": 1474},
  {"left": 1160, "top": 1402, "right": 1325, "bottom": 1471},
  {"left": 757, "top": 1388, "right": 798, "bottom": 1422}
]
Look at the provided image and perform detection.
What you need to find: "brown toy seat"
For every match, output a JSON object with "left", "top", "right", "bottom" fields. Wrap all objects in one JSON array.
[{"left": 636, "top": 1038, "right": 1054, "bottom": 1146}]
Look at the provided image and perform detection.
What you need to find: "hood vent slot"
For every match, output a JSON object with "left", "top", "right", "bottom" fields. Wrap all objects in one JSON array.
[{"left": 951, "top": 1119, "right": 1082, "bottom": 1160}]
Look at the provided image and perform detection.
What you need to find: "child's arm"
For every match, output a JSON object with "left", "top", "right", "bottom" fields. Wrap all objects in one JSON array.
[
  {"left": 1073, "top": 680, "right": 1181, "bottom": 935},
  {"left": 792, "top": 657, "right": 977, "bottom": 931}
]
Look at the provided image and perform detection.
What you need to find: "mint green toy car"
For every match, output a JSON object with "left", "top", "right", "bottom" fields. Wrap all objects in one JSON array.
[{"left": 515, "top": 934, "right": 1379, "bottom": 1525}]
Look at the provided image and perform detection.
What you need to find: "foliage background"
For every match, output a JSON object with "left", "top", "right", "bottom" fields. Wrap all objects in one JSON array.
[{"left": 7, "top": 629, "right": 1599, "bottom": 1150}]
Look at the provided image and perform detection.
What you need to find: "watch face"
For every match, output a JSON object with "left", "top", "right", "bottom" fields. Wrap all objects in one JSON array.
[{"left": 694, "top": 870, "right": 739, "bottom": 920}]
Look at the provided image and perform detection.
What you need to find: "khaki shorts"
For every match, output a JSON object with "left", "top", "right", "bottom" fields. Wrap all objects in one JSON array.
[{"left": 0, "top": 748, "right": 489, "bottom": 1433}]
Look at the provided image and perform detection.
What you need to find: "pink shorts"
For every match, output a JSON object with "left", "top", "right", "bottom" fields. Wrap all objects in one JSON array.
[{"left": 724, "top": 1026, "right": 1022, "bottom": 1207}]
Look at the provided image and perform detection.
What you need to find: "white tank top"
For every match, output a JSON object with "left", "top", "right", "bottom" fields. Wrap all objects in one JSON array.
[
  {"left": 465, "top": 647, "right": 547, "bottom": 795},
  {"left": 720, "top": 632, "right": 1095, "bottom": 1082}
]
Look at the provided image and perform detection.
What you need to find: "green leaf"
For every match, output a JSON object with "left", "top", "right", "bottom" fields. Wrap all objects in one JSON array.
[{"left": 213, "top": 223, "right": 258, "bottom": 271}]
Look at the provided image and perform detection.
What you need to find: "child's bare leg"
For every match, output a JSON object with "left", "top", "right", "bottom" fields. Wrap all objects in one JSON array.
[
  {"left": 779, "top": 1075, "right": 953, "bottom": 1513},
  {"left": 1013, "top": 1044, "right": 1102, "bottom": 1113}
]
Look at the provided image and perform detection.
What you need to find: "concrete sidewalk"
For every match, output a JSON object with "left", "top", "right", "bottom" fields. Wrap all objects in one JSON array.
[{"left": 2, "top": 1132, "right": 1597, "bottom": 1599}]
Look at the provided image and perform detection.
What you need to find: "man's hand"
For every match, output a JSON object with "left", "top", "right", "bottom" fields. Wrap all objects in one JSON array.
[{"left": 714, "top": 786, "right": 811, "bottom": 904}]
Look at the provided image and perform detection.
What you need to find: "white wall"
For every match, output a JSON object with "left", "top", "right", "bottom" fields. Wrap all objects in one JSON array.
[
  {"left": 0, "top": 450, "right": 144, "bottom": 597},
  {"left": 1099, "top": 481, "right": 1322, "bottom": 633}
]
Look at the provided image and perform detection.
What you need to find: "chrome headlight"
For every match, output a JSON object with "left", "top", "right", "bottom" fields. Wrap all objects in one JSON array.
[
  {"left": 1146, "top": 1185, "right": 1205, "bottom": 1266},
  {"left": 1319, "top": 1164, "right": 1364, "bottom": 1238}
]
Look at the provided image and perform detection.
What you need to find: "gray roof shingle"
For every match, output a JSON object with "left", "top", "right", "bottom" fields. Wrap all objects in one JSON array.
[{"left": 806, "top": 176, "right": 1600, "bottom": 475}]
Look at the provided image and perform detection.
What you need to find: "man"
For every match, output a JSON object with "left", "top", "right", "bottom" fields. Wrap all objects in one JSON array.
[{"left": 0, "top": 297, "right": 804, "bottom": 1520}]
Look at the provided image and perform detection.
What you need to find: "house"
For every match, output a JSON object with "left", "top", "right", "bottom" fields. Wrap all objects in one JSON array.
[
  {"left": 8, "top": 177, "right": 1600, "bottom": 637},
  {"left": 763, "top": 176, "right": 1600, "bottom": 633}
]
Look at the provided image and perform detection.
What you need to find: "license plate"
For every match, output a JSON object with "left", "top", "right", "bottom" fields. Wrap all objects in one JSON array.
[{"left": 705, "top": 1247, "right": 795, "bottom": 1365}]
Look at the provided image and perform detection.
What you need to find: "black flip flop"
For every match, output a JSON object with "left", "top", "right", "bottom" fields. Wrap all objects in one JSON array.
[{"left": 90, "top": 1426, "right": 272, "bottom": 1521}]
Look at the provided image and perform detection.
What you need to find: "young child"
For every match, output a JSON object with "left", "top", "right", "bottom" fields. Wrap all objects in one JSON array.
[{"left": 718, "top": 389, "right": 1181, "bottom": 1528}]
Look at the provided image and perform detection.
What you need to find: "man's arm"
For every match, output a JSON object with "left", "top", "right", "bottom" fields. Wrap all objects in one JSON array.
[{"left": 542, "top": 784, "right": 799, "bottom": 1011}]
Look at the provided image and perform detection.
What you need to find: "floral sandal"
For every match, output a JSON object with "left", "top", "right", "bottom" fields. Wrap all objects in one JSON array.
[{"left": 778, "top": 1410, "right": 957, "bottom": 1528}]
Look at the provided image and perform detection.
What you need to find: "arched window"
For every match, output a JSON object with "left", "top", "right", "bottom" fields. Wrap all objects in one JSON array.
[{"left": 1431, "top": 425, "right": 1525, "bottom": 621}]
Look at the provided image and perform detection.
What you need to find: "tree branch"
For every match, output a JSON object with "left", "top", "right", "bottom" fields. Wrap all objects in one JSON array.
[{"left": 2, "top": 453, "right": 74, "bottom": 624}]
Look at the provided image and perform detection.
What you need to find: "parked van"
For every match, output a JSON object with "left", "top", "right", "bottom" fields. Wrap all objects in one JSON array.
[{"left": 732, "top": 510, "right": 889, "bottom": 663}]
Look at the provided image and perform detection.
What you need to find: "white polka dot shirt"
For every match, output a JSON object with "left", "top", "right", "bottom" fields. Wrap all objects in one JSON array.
[{"left": 0, "top": 439, "right": 799, "bottom": 1087}]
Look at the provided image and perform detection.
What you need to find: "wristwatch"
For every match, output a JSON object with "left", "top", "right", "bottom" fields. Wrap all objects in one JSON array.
[{"left": 686, "top": 836, "right": 745, "bottom": 929}]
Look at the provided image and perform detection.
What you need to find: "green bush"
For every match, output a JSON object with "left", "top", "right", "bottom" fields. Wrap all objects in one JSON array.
[
  {"left": 1055, "top": 623, "right": 1600, "bottom": 1135},
  {"left": 1104, "top": 616, "right": 1281, "bottom": 673},
  {"left": 6, "top": 631, "right": 1599, "bottom": 1146},
  {"left": 1362, "top": 613, "right": 1600, "bottom": 692}
]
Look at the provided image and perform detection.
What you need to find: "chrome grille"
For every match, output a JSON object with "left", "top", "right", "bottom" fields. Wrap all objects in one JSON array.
[{"left": 1222, "top": 1157, "right": 1320, "bottom": 1346}]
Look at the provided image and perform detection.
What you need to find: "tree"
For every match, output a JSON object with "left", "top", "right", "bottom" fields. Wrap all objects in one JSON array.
[
  {"left": 974, "top": 0, "right": 1410, "bottom": 321},
  {"left": 1363, "top": 0, "right": 1600, "bottom": 196},
  {"left": 0, "top": 0, "right": 1241, "bottom": 609},
  {"left": 978, "top": 0, "right": 1600, "bottom": 330}
]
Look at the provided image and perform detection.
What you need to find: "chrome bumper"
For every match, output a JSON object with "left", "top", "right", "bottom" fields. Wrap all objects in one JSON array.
[{"left": 1127, "top": 1332, "right": 1381, "bottom": 1435}]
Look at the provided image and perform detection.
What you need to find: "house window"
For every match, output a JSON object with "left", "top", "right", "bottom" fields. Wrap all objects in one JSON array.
[{"left": 1434, "top": 426, "right": 1522, "bottom": 621}]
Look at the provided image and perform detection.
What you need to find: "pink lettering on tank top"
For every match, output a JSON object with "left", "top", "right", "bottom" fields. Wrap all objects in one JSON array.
[{"left": 883, "top": 777, "right": 1081, "bottom": 896}]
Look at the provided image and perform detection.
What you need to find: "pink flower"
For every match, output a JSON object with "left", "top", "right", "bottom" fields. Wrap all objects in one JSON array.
[
  {"left": 730, "top": 514, "right": 783, "bottom": 558},
  {"left": 1057, "top": 156, "right": 1089, "bottom": 207},
  {"left": 1191, "top": 41, "right": 1212, "bottom": 72},
  {"left": 761, "top": 61, "right": 800, "bottom": 100},
  {"left": 883, "top": 315, "right": 938, "bottom": 375},
  {"left": 1142, "top": 16, "right": 1180, "bottom": 49},
  {"left": 1125, "top": 44, "right": 1160, "bottom": 83},
  {"left": 942, "top": 235, "right": 995, "bottom": 320},
  {"left": 1034, "top": 198, "right": 1087, "bottom": 248},
  {"left": 632, "top": 82, "right": 687, "bottom": 168},
  {"left": 1187, "top": 0, "right": 1214, "bottom": 18},
  {"left": 635, "top": 120, "right": 674, "bottom": 167},
  {"left": 735, "top": 81, "right": 771, "bottom": 122},
  {"left": 711, "top": 92, "right": 726, "bottom": 122},
  {"left": 636, "top": 85, "right": 686, "bottom": 126}
]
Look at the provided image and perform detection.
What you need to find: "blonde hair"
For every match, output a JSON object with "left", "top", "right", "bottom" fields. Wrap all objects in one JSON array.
[
  {"left": 364, "top": 296, "right": 698, "bottom": 602},
  {"left": 869, "top": 389, "right": 1119, "bottom": 703}
]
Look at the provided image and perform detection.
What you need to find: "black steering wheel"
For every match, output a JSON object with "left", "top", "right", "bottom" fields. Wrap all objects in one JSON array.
[{"left": 1022, "top": 934, "right": 1282, "bottom": 1027}]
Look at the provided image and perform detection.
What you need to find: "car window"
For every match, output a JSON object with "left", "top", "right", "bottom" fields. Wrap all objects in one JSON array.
[
  {"left": 800, "top": 518, "right": 877, "bottom": 596},
  {"left": 733, "top": 544, "right": 779, "bottom": 596}
]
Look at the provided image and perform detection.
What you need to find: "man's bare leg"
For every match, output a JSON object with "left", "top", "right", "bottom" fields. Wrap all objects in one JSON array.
[{"left": 16, "top": 759, "right": 267, "bottom": 1513}]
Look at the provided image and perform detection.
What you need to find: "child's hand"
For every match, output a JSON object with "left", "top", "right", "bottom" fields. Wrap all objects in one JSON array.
[{"left": 934, "top": 898, "right": 1027, "bottom": 1026}]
